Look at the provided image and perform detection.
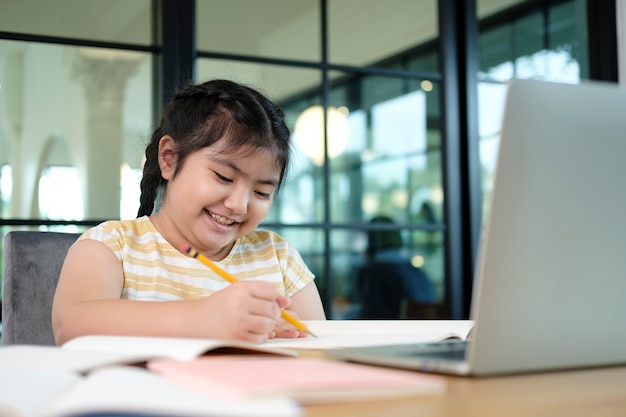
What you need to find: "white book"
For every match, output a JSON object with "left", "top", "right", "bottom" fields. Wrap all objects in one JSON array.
[
  {"left": 43, "top": 366, "right": 302, "bottom": 417},
  {"left": 0, "top": 335, "right": 302, "bottom": 417},
  {"left": 0, "top": 335, "right": 295, "bottom": 374},
  {"left": 266, "top": 320, "right": 475, "bottom": 350},
  {"left": 0, "top": 366, "right": 301, "bottom": 417}
]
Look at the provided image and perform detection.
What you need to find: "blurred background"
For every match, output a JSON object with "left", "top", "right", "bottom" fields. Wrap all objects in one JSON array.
[{"left": 0, "top": 0, "right": 620, "bottom": 320}]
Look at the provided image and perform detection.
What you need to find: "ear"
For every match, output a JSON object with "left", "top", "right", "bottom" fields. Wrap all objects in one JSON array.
[{"left": 158, "top": 135, "right": 177, "bottom": 181}]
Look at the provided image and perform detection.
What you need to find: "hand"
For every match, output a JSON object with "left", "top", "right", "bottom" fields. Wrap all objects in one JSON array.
[
  {"left": 199, "top": 281, "right": 289, "bottom": 343},
  {"left": 269, "top": 307, "right": 309, "bottom": 339}
]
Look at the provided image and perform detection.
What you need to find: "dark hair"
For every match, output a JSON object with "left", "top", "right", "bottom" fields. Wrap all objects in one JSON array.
[
  {"left": 137, "top": 79, "right": 291, "bottom": 217},
  {"left": 366, "top": 215, "right": 403, "bottom": 259}
]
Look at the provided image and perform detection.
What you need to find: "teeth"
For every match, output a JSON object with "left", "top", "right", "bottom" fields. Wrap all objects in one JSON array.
[{"left": 211, "top": 212, "right": 234, "bottom": 225}]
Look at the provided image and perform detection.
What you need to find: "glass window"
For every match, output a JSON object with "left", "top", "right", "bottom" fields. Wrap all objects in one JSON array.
[
  {"left": 0, "top": 0, "right": 152, "bottom": 45},
  {"left": 39, "top": 166, "right": 84, "bottom": 220},
  {"left": 196, "top": 1, "right": 321, "bottom": 62},
  {"left": 323, "top": 73, "right": 443, "bottom": 225},
  {"left": 0, "top": 39, "right": 153, "bottom": 220},
  {"left": 0, "top": 165, "right": 11, "bottom": 218},
  {"left": 330, "top": 227, "right": 444, "bottom": 320},
  {"left": 0, "top": 0, "right": 599, "bottom": 322},
  {"left": 121, "top": 164, "right": 143, "bottom": 220},
  {"left": 477, "top": 0, "right": 588, "bottom": 217}
]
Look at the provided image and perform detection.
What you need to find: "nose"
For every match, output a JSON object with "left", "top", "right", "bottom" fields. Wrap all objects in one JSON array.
[{"left": 223, "top": 184, "right": 248, "bottom": 215}]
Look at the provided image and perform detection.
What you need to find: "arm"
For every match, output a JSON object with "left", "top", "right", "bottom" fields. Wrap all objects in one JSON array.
[
  {"left": 51, "top": 239, "right": 288, "bottom": 346},
  {"left": 288, "top": 281, "right": 326, "bottom": 320}
]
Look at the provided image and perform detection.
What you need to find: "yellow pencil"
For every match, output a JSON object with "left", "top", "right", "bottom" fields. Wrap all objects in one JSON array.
[{"left": 182, "top": 244, "right": 317, "bottom": 338}]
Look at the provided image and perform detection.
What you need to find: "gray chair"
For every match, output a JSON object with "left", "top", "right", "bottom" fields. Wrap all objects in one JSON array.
[{"left": 2, "top": 231, "right": 80, "bottom": 345}]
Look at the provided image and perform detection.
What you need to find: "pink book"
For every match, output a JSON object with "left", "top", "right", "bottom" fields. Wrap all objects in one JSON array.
[{"left": 147, "top": 355, "right": 445, "bottom": 404}]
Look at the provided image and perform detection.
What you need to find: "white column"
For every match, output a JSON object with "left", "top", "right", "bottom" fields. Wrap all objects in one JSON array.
[
  {"left": 1, "top": 48, "right": 30, "bottom": 219},
  {"left": 72, "top": 49, "right": 141, "bottom": 219}
]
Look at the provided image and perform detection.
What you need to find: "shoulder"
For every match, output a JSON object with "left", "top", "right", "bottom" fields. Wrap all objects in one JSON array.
[
  {"left": 79, "top": 216, "right": 160, "bottom": 253},
  {"left": 82, "top": 216, "right": 154, "bottom": 237},
  {"left": 236, "top": 229, "right": 298, "bottom": 258},
  {"left": 234, "top": 229, "right": 314, "bottom": 295},
  {"left": 239, "top": 229, "right": 289, "bottom": 247},
  {"left": 232, "top": 229, "right": 306, "bottom": 265}
]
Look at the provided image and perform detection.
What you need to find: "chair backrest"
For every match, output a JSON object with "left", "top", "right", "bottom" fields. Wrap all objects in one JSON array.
[
  {"left": 356, "top": 261, "right": 436, "bottom": 319},
  {"left": 2, "top": 231, "right": 80, "bottom": 345}
]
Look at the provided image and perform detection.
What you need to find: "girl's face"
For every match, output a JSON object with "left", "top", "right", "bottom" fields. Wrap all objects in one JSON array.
[{"left": 155, "top": 136, "right": 280, "bottom": 260}]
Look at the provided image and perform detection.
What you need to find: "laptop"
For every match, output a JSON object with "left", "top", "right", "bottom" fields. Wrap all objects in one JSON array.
[{"left": 326, "top": 79, "right": 626, "bottom": 376}]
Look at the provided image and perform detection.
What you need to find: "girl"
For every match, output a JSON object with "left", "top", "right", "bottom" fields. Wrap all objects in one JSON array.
[{"left": 52, "top": 79, "right": 326, "bottom": 345}]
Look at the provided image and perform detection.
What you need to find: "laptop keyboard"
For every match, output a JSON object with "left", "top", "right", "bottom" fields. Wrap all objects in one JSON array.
[{"left": 402, "top": 340, "right": 467, "bottom": 361}]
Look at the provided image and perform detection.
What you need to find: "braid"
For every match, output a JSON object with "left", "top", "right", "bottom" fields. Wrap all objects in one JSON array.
[
  {"left": 137, "top": 133, "right": 164, "bottom": 217},
  {"left": 173, "top": 81, "right": 231, "bottom": 102}
]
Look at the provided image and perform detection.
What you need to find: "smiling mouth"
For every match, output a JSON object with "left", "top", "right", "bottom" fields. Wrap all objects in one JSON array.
[{"left": 209, "top": 211, "right": 236, "bottom": 226}]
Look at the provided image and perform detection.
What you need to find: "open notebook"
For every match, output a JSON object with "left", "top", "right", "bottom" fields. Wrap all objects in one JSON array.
[{"left": 327, "top": 79, "right": 626, "bottom": 376}]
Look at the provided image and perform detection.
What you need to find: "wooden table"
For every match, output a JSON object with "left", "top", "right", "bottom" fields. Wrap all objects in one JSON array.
[
  {"left": 267, "top": 321, "right": 626, "bottom": 416},
  {"left": 302, "top": 359, "right": 626, "bottom": 416}
]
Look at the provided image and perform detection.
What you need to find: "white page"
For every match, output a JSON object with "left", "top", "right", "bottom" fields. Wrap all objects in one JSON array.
[
  {"left": 40, "top": 366, "right": 302, "bottom": 417},
  {"left": 0, "top": 336, "right": 296, "bottom": 378},
  {"left": 267, "top": 320, "right": 475, "bottom": 349},
  {"left": 62, "top": 335, "right": 295, "bottom": 359},
  {"left": 0, "top": 345, "right": 152, "bottom": 374},
  {"left": 0, "top": 369, "right": 81, "bottom": 417}
]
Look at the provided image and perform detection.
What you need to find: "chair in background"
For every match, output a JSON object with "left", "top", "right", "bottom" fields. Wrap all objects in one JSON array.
[
  {"left": 2, "top": 231, "right": 80, "bottom": 345},
  {"left": 354, "top": 215, "right": 438, "bottom": 320},
  {"left": 400, "top": 300, "right": 446, "bottom": 319},
  {"left": 356, "top": 262, "right": 438, "bottom": 319}
]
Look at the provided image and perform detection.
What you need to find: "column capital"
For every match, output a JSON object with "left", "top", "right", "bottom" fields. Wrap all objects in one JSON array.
[{"left": 72, "top": 48, "right": 143, "bottom": 109}]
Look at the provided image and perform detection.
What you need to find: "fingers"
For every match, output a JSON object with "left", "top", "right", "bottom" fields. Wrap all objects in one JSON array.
[
  {"left": 276, "top": 295, "right": 291, "bottom": 309},
  {"left": 210, "top": 281, "right": 285, "bottom": 343},
  {"left": 199, "top": 281, "right": 308, "bottom": 343},
  {"left": 229, "top": 284, "right": 306, "bottom": 341},
  {"left": 240, "top": 281, "right": 283, "bottom": 318},
  {"left": 271, "top": 309, "right": 308, "bottom": 339},
  {"left": 272, "top": 325, "right": 305, "bottom": 339}
]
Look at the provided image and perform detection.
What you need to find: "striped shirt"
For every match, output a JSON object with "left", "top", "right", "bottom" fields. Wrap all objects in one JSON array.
[{"left": 79, "top": 216, "right": 314, "bottom": 300}]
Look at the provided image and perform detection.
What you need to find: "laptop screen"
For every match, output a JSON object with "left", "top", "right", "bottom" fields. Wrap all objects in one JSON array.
[{"left": 468, "top": 79, "right": 626, "bottom": 375}]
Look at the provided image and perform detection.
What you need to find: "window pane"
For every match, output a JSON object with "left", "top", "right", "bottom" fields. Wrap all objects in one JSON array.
[
  {"left": 39, "top": 166, "right": 84, "bottom": 220},
  {"left": 331, "top": 228, "right": 444, "bottom": 320},
  {"left": 477, "top": 82, "right": 508, "bottom": 219},
  {"left": 121, "top": 165, "right": 143, "bottom": 220},
  {"left": 328, "top": 0, "right": 438, "bottom": 70},
  {"left": 196, "top": 1, "right": 320, "bottom": 61},
  {"left": 407, "top": 229, "right": 445, "bottom": 303},
  {"left": 548, "top": 1, "right": 587, "bottom": 80},
  {"left": 326, "top": 73, "right": 443, "bottom": 225},
  {"left": 0, "top": 40, "right": 152, "bottom": 220},
  {"left": 477, "top": 0, "right": 588, "bottom": 219},
  {"left": 0, "top": 165, "right": 11, "bottom": 218},
  {"left": 0, "top": 0, "right": 152, "bottom": 45}
]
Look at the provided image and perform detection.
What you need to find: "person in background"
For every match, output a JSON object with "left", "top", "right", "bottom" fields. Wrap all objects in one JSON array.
[
  {"left": 355, "top": 215, "right": 436, "bottom": 319},
  {"left": 52, "top": 79, "right": 326, "bottom": 346}
]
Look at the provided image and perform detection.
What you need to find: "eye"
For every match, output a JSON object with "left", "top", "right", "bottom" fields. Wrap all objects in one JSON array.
[
  {"left": 213, "top": 171, "right": 232, "bottom": 183},
  {"left": 255, "top": 190, "right": 272, "bottom": 200}
]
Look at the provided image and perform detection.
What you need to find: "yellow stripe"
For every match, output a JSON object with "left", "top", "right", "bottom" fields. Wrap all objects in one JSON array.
[{"left": 81, "top": 218, "right": 314, "bottom": 300}]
